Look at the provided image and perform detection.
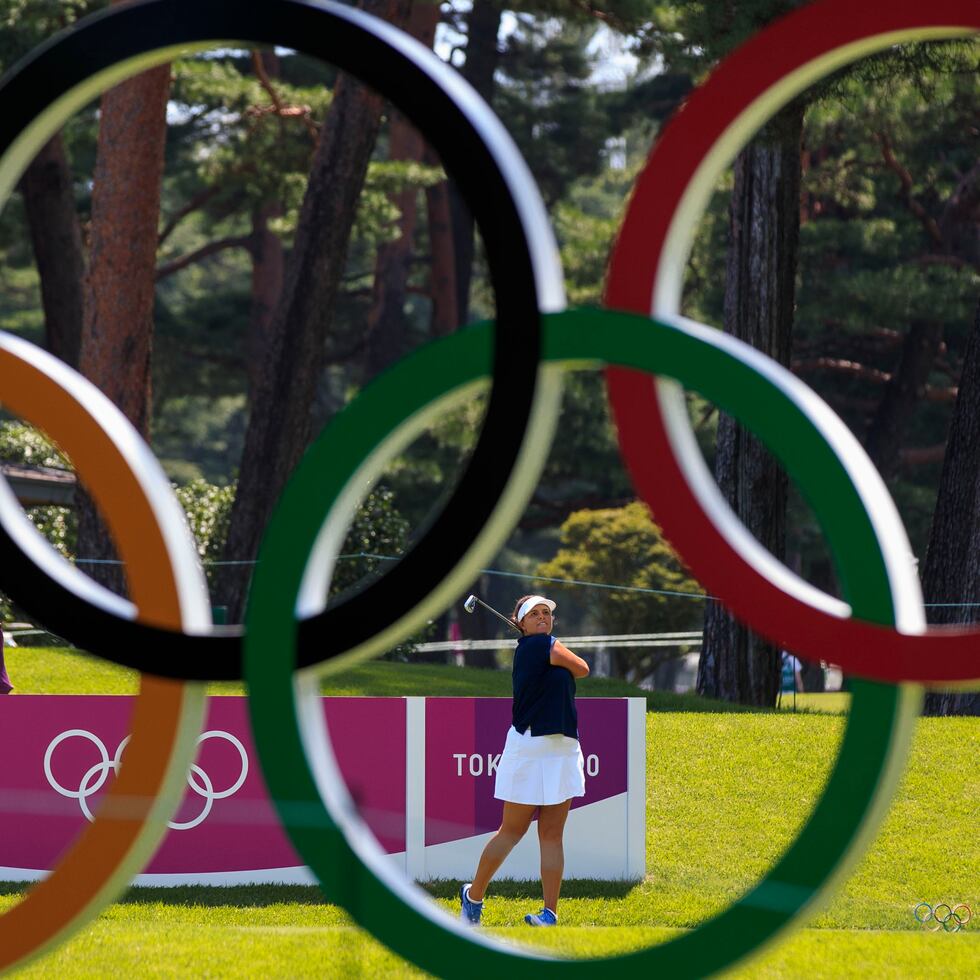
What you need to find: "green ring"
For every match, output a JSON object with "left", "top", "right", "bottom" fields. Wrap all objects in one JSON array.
[{"left": 244, "top": 307, "right": 919, "bottom": 977}]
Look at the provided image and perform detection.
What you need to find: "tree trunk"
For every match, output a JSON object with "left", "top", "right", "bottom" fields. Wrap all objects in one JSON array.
[
  {"left": 246, "top": 53, "right": 286, "bottom": 401},
  {"left": 697, "top": 103, "right": 803, "bottom": 706},
  {"left": 864, "top": 319, "right": 944, "bottom": 480},
  {"left": 922, "top": 297, "right": 980, "bottom": 717},
  {"left": 247, "top": 200, "right": 286, "bottom": 400},
  {"left": 19, "top": 133, "right": 85, "bottom": 369},
  {"left": 423, "top": 0, "right": 458, "bottom": 338},
  {"left": 426, "top": 157, "right": 458, "bottom": 337},
  {"left": 219, "top": 0, "right": 414, "bottom": 621},
  {"left": 76, "top": 59, "right": 171, "bottom": 596},
  {"left": 365, "top": 113, "right": 421, "bottom": 376},
  {"left": 447, "top": 0, "right": 502, "bottom": 324},
  {"left": 364, "top": 0, "right": 442, "bottom": 375}
]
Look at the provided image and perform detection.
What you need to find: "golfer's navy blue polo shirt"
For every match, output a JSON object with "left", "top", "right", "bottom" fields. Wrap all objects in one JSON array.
[{"left": 511, "top": 633, "right": 578, "bottom": 739}]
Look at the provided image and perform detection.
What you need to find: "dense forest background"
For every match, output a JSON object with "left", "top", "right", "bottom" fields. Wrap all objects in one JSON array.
[{"left": 0, "top": 0, "right": 976, "bottom": 708}]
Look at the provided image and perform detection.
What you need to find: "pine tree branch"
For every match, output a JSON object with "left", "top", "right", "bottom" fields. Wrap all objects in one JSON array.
[
  {"left": 876, "top": 131, "right": 944, "bottom": 248},
  {"left": 925, "top": 384, "right": 958, "bottom": 403},
  {"left": 792, "top": 357, "right": 891, "bottom": 384},
  {"left": 155, "top": 234, "right": 253, "bottom": 280},
  {"left": 899, "top": 443, "right": 946, "bottom": 467},
  {"left": 793, "top": 357, "right": 954, "bottom": 399},
  {"left": 694, "top": 402, "right": 717, "bottom": 430},
  {"left": 249, "top": 50, "right": 318, "bottom": 142},
  {"left": 252, "top": 50, "right": 285, "bottom": 115},
  {"left": 158, "top": 185, "right": 222, "bottom": 246}
]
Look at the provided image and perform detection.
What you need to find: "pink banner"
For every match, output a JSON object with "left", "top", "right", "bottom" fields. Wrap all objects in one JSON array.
[
  {"left": 0, "top": 695, "right": 405, "bottom": 880},
  {"left": 424, "top": 698, "right": 627, "bottom": 846},
  {"left": 0, "top": 695, "right": 640, "bottom": 882}
]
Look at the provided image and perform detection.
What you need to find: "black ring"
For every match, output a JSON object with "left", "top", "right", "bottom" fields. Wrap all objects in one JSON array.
[{"left": 0, "top": 0, "right": 553, "bottom": 680}]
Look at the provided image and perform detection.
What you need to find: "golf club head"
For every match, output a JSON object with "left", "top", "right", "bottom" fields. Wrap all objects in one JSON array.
[{"left": 463, "top": 595, "right": 478, "bottom": 614}]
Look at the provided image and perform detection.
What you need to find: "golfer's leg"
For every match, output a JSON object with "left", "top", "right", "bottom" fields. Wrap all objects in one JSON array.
[
  {"left": 469, "top": 802, "right": 536, "bottom": 901},
  {"left": 537, "top": 800, "right": 571, "bottom": 913}
]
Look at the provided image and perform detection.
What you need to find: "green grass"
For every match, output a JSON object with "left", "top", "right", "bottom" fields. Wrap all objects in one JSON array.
[
  {"left": 5, "top": 645, "right": 751, "bottom": 711},
  {"left": 2, "top": 650, "right": 978, "bottom": 977},
  {"left": 776, "top": 692, "right": 851, "bottom": 714},
  {"left": 3, "top": 890, "right": 977, "bottom": 979},
  {"left": 4, "top": 644, "right": 139, "bottom": 696}
]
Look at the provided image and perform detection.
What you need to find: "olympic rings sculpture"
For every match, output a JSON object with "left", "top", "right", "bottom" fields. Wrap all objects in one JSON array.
[
  {"left": 0, "top": 0, "right": 975, "bottom": 975},
  {"left": 44, "top": 730, "right": 248, "bottom": 831},
  {"left": 914, "top": 902, "right": 972, "bottom": 933}
]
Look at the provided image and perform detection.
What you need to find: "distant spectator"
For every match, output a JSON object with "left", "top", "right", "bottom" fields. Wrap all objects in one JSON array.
[
  {"left": 780, "top": 650, "right": 803, "bottom": 693},
  {"left": 0, "top": 625, "right": 10, "bottom": 695}
]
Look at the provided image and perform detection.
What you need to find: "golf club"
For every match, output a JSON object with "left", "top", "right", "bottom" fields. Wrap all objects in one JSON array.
[{"left": 463, "top": 594, "right": 523, "bottom": 633}]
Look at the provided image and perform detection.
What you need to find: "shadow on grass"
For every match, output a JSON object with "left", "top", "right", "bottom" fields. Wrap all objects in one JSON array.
[
  {"left": 0, "top": 877, "right": 639, "bottom": 906},
  {"left": 0, "top": 882, "right": 331, "bottom": 907},
  {"left": 123, "top": 884, "right": 334, "bottom": 907},
  {"left": 635, "top": 691, "right": 767, "bottom": 714},
  {"left": 421, "top": 878, "right": 637, "bottom": 901}
]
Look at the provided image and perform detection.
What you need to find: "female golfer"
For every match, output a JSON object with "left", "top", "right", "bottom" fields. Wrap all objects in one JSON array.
[{"left": 460, "top": 594, "right": 589, "bottom": 927}]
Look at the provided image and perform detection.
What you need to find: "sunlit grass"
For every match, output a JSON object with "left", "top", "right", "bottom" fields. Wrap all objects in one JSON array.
[
  {"left": 776, "top": 692, "right": 850, "bottom": 714},
  {"left": 7, "top": 645, "right": 749, "bottom": 710},
  {"left": 3, "top": 650, "right": 977, "bottom": 977}
]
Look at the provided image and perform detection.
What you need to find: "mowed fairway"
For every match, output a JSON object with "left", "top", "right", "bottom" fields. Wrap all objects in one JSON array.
[{"left": 3, "top": 648, "right": 978, "bottom": 977}]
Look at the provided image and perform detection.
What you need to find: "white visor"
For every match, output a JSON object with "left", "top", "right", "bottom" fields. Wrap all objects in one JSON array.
[{"left": 517, "top": 595, "right": 556, "bottom": 623}]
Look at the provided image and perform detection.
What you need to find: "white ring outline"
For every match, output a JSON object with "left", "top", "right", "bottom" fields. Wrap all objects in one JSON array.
[
  {"left": 189, "top": 730, "right": 249, "bottom": 800},
  {"left": 43, "top": 728, "right": 248, "bottom": 830},
  {"left": 169, "top": 765, "right": 215, "bottom": 830},
  {"left": 43, "top": 729, "right": 110, "bottom": 799}
]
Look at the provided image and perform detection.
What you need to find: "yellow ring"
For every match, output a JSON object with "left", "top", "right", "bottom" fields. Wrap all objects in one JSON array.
[{"left": 0, "top": 340, "right": 207, "bottom": 971}]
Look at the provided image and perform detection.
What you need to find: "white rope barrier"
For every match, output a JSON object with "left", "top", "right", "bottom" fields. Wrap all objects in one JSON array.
[{"left": 415, "top": 631, "right": 702, "bottom": 652}]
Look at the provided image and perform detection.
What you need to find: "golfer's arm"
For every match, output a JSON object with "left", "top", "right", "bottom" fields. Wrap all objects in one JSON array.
[{"left": 551, "top": 639, "right": 589, "bottom": 678}]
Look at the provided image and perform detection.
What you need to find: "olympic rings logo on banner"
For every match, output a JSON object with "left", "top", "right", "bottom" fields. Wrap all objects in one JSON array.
[
  {"left": 914, "top": 903, "right": 972, "bottom": 933},
  {"left": 44, "top": 730, "right": 248, "bottom": 831},
  {"left": 0, "top": 0, "right": 975, "bottom": 977}
]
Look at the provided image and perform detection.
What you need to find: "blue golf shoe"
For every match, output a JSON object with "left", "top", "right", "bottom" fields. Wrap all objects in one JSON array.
[
  {"left": 459, "top": 883, "right": 483, "bottom": 925},
  {"left": 524, "top": 907, "right": 557, "bottom": 926}
]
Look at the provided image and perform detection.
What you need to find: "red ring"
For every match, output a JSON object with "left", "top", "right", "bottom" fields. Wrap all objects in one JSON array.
[{"left": 605, "top": 0, "right": 980, "bottom": 685}]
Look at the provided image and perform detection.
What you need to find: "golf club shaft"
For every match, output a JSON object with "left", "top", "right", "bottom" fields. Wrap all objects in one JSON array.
[{"left": 472, "top": 596, "right": 523, "bottom": 633}]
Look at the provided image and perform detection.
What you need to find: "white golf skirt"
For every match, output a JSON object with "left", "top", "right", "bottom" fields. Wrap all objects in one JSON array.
[{"left": 493, "top": 726, "right": 586, "bottom": 806}]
